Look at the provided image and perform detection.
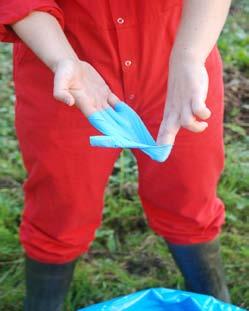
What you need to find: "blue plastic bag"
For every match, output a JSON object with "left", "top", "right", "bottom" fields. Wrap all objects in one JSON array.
[{"left": 78, "top": 288, "right": 246, "bottom": 311}]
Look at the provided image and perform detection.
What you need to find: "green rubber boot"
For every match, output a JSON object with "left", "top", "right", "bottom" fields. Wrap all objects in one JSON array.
[
  {"left": 24, "top": 255, "right": 77, "bottom": 311},
  {"left": 167, "top": 238, "right": 230, "bottom": 302}
]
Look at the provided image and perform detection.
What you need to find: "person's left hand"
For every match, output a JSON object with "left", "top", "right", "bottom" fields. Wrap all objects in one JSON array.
[{"left": 156, "top": 54, "right": 211, "bottom": 145}]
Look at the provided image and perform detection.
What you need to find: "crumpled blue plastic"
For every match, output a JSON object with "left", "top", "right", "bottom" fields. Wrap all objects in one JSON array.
[
  {"left": 78, "top": 288, "right": 246, "bottom": 311},
  {"left": 87, "top": 102, "right": 172, "bottom": 162}
]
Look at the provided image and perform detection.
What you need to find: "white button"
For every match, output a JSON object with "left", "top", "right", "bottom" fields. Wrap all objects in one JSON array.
[
  {"left": 124, "top": 60, "right": 132, "bottom": 67},
  {"left": 117, "top": 17, "right": 124, "bottom": 24},
  {"left": 129, "top": 94, "right": 135, "bottom": 100}
]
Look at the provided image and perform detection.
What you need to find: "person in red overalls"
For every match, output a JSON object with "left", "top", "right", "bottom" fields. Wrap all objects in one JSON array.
[{"left": 0, "top": 0, "right": 232, "bottom": 310}]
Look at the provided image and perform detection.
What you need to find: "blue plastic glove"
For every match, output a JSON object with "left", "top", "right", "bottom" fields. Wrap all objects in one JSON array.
[{"left": 87, "top": 102, "right": 172, "bottom": 162}]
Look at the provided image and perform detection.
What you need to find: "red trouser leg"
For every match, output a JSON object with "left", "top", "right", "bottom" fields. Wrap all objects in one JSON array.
[
  {"left": 16, "top": 121, "right": 120, "bottom": 264},
  {"left": 134, "top": 48, "right": 225, "bottom": 245}
]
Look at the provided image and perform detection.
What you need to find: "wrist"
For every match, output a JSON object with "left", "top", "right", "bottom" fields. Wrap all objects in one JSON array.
[
  {"left": 50, "top": 53, "right": 79, "bottom": 73},
  {"left": 170, "top": 45, "right": 206, "bottom": 66}
]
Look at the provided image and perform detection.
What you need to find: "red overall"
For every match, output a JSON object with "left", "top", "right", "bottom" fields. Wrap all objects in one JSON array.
[{"left": 0, "top": 0, "right": 225, "bottom": 264}]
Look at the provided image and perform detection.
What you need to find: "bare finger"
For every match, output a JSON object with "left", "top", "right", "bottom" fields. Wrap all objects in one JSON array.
[
  {"left": 191, "top": 100, "right": 211, "bottom": 120},
  {"left": 181, "top": 104, "right": 208, "bottom": 132},
  {"left": 156, "top": 113, "right": 180, "bottom": 145},
  {"left": 107, "top": 92, "right": 121, "bottom": 107}
]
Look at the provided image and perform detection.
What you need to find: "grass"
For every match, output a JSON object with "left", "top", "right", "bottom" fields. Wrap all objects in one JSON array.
[
  {"left": 219, "top": 0, "right": 249, "bottom": 71},
  {"left": 0, "top": 4, "right": 249, "bottom": 310}
]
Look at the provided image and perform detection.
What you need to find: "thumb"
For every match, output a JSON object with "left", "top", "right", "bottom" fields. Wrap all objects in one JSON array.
[
  {"left": 53, "top": 64, "right": 75, "bottom": 106},
  {"left": 53, "top": 88, "right": 75, "bottom": 106}
]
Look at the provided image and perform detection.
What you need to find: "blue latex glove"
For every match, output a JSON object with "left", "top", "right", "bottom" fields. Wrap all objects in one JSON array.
[{"left": 87, "top": 102, "right": 172, "bottom": 162}]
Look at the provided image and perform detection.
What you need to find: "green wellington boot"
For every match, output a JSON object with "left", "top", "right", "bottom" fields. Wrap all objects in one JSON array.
[
  {"left": 167, "top": 238, "right": 231, "bottom": 302},
  {"left": 24, "top": 256, "right": 77, "bottom": 311}
]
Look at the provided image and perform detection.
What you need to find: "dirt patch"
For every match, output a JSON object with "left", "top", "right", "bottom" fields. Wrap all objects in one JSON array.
[
  {"left": 125, "top": 251, "right": 166, "bottom": 276},
  {"left": 224, "top": 66, "right": 249, "bottom": 133},
  {"left": 0, "top": 177, "right": 21, "bottom": 189}
]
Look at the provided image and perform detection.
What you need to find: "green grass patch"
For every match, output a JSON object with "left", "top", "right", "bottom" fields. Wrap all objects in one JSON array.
[{"left": 219, "top": 0, "right": 249, "bottom": 71}]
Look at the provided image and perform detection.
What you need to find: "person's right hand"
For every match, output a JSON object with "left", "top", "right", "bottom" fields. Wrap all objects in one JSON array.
[{"left": 53, "top": 58, "right": 120, "bottom": 116}]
